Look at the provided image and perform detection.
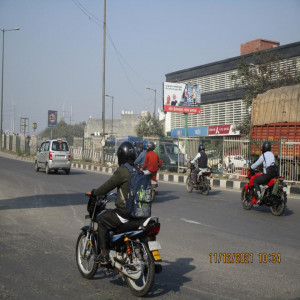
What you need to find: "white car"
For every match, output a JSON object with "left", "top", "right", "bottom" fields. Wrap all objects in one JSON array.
[
  {"left": 226, "top": 155, "right": 247, "bottom": 169},
  {"left": 35, "top": 139, "right": 71, "bottom": 174}
]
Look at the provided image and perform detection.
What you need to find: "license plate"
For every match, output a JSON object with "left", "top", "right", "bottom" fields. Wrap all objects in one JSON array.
[
  {"left": 56, "top": 155, "right": 65, "bottom": 159},
  {"left": 148, "top": 240, "right": 161, "bottom": 251}
]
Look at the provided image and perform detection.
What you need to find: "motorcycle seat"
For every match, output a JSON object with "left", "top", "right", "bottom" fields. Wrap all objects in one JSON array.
[{"left": 113, "top": 218, "right": 148, "bottom": 234}]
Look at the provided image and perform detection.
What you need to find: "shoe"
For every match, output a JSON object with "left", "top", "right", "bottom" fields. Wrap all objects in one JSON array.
[
  {"left": 94, "top": 253, "right": 109, "bottom": 265},
  {"left": 256, "top": 191, "right": 262, "bottom": 204}
]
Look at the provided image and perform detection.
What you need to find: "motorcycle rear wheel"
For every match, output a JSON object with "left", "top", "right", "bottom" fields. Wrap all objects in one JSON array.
[
  {"left": 126, "top": 243, "right": 155, "bottom": 297},
  {"left": 76, "top": 231, "right": 98, "bottom": 279},
  {"left": 151, "top": 188, "right": 156, "bottom": 202},
  {"left": 270, "top": 189, "right": 287, "bottom": 216},
  {"left": 201, "top": 179, "right": 210, "bottom": 196},
  {"left": 241, "top": 189, "right": 253, "bottom": 210},
  {"left": 186, "top": 176, "right": 193, "bottom": 193}
]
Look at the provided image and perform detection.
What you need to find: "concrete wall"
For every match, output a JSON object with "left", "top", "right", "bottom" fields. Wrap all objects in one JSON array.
[{"left": 1, "top": 134, "right": 37, "bottom": 155}]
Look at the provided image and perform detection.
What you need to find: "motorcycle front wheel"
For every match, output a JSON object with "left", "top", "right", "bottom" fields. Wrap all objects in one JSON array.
[
  {"left": 241, "top": 189, "right": 253, "bottom": 210},
  {"left": 76, "top": 231, "right": 98, "bottom": 279},
  {"left": 126, "top": 243, "right": 155, "bottom": 297},
  {"left": 186, "top": 176, "right": 193, "bottom": 193},
  {"left": 270, "top": 189, "right": 287, "bottom": 216}
]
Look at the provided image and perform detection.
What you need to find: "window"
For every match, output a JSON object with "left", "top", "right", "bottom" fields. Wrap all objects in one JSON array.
[
  {"left": 52, "top": 141, "right": 69, "bottom": 151},
  {"left": 159, "top": 145, "right": 165, "bottom": 154}
]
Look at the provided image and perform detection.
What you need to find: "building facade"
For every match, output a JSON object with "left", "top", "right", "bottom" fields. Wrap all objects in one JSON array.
[
  {"left": 84, "top": 111, "right": 140, "bottom": 138},
  {"left": 164, "top": 40, "right": 300, "bottom": 138}
]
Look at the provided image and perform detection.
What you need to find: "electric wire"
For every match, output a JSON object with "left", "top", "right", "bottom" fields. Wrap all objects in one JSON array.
[{"left": 71, "top": 0, "right": 160, "bottom": 112}]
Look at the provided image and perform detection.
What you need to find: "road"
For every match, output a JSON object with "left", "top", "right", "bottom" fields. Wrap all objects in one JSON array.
[{"left": 0, "top": 155, "right": 299, "bottom": 299}]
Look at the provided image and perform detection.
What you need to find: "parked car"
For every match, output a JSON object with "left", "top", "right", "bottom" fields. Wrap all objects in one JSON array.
[
  {"left": 225, "top": 155, "right": 247, "bottom": 170},
  {"left": 158, "top": 142, "right": 186, "bottom": 172},
  {"left": 35, "top": 139, "right": 71, "bottom": 174}
]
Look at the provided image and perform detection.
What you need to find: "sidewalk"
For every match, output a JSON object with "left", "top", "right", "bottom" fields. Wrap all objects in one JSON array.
[{"left": 1, "top": 150, "right": 300, "bottom": 196}]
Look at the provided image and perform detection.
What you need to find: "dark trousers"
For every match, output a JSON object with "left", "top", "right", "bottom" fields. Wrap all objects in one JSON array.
[
  {"left": 192, "top": 168, "right": 200, "bottom": 182},
  {"left": 96, "top": 209, "right": 124, "bottom": 252},
  {"left": 253, "top": 173, "right": 271, "bottom": 194}
]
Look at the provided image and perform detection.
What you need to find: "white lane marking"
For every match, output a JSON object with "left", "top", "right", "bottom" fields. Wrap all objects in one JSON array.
[{"left": 180, "top": 218, "right": 214, "bottom": 228}]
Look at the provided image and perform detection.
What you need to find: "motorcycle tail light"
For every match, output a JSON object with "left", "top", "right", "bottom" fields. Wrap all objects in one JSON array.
[{"left": 148, "top": 223, "right": 160, "bottom": 236}]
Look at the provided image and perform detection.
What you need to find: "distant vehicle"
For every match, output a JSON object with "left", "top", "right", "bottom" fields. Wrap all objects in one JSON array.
[
  {"left": 35, "top": 139, "right": 71, "bottom": 174},
  {"left": 158, "top": 142, "right": 186, "bottom": 172},
  {"left": 225, "top": 155, "right": 247, "bottom": 170}
]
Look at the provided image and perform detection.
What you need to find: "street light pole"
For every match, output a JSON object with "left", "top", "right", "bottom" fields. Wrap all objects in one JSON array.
[
  {"left": 146, "top": 86, "right": 156, "bottom": 117},
  {"left": 105, "top": 94, "right": 114, "bottom": 134},
  {"left": 0, "top": 28, "right": 20, "bottom": 150}
]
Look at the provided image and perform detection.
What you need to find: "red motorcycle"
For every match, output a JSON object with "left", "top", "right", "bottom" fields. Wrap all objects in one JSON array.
[{"left": 241, "top": 169, "right": 287, "bottom": 216}]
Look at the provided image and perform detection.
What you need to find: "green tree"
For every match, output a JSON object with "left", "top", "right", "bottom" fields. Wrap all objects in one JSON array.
[
  {"left": 39, "top": 119, "right": 85, "bottom": 145},
  {"left": 231, "top": 51, "right": 300, "bottom": 135},
  {"left": 135, "top": 112, "right": 164, "bottom": 138}
]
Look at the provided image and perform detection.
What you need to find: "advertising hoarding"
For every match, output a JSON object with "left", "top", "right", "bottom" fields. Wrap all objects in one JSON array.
[
  {"left": 208, "top": 125, "right": 240, "bottom": 136},
  {"left": 163, "top": 82, "right": 201, "bottom": 114},
  {"left": 171, "top": 125, "right": 240, "bottom": 137},
  {"left": 20, "top": 118, "right": 29, "bottom": 134},
  {"left": 48, "top": 110, "right": 58, "bottom": 128}
]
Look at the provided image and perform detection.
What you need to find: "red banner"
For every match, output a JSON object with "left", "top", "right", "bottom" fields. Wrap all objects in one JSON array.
[
  {"left": 208, "top": 125, "right": 240, "bottom": 136},
  {"left": 164, "top": 105, "right": 201, "bottom": 114}
]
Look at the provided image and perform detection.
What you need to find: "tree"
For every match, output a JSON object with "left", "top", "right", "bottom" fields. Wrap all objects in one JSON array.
[
  {"left": 39, "top": 119, "right": 85, "bottom": 145},
  {"left": 231, "top": 51, "right": 300, "bottom": 135},
  {"left": 135, "top": 112, "right": 164, "bottom": 138}
]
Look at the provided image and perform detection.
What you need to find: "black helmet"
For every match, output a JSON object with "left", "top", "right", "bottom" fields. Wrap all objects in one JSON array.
[
  {"left": 198, "top": 144, "right": 205, "bottom": 152},
  {"left": 117, "top": 141, "right": 136, "bottom": 166},
  {"left": 262, "top": 141, "right": 271, "bottom": 153},
  {"left": 147, "top": 141, "right": 155, "bottom": 151}
]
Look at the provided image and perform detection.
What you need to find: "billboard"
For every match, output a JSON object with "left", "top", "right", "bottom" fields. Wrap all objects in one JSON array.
[
  {"left": 48, "top": 110, "right": 58, "bottom": 128},
  {"left": 20, "top": 118, "right": 29, "bottom": 134},
  {"left": 208, "top": 125, "right": 240, "bottom": 136},
  {"left": 163, "top": 82, "right": 201, "bottom": 114}
]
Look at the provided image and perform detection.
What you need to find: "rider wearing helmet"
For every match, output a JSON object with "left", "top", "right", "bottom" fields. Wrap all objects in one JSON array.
[
  {"left": 86, "top": 141, "right": 136, "bottom": 265},
  {"left": 250, "top": 141, "right": 275, "bottom": 203},
  {"left": 191, "top": 144, "right": 208, "bottom": 183},
  {"left": 134, "top": 141, "right": 148, "bottom": 169}
]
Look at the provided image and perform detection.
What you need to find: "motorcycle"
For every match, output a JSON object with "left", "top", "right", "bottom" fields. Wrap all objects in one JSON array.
[
  {"left": 186, "top": 162, "right": 212, "bottom": 195},
  {"left": 76, "top": 193, "right": 162, "bottom": 297},
  {"left": 241, "top": 169, "right": 288, "bottom": 216}
]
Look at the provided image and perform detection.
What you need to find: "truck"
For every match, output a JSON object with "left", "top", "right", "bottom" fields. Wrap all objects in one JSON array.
[{"left": 250, "top": 84, "right": 300, "bottom": 182}]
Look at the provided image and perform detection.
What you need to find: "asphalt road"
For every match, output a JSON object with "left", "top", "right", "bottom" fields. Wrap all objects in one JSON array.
[{"left": 0, "top": 155, "right": 299, "bottom": 300}]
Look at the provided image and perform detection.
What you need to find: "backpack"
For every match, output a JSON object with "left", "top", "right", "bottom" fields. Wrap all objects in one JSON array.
[
  {"left": 263, "top": 154, "right": 279, "bottom": 178},
  {"left": 123, "top": 163, "right": 152, "bottom": 219},
  {"left": 266, "top": 164, "right": 279, "bottom": 178}
]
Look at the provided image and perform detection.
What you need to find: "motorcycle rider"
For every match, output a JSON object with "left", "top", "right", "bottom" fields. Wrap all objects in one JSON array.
[
  {"left": 134, "top": 141, "right": 147, "bottom": 169},
  {"left": 86, "top": 141, "right": 136, "bottom": 265},
  {"left": 250, "top": 141, "right": 275, "bottom": 204},
  {"left": 190, "top": 144, "right": 208, "bottom": 183},
  {"left": 141, "top": 141, "right": 162, "bottom": 183}
]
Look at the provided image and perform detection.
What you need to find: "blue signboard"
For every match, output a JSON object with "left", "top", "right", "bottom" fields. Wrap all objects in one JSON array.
[
  {"left": 188, "top": 127, "right": 208, "bottom": 136},
  {"left": 171, "top": 126, "right": 208, "bottom": 137}
]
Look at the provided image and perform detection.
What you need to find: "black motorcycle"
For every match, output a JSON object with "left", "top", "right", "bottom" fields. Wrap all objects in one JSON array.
[
  {"left": 76, "top": 193, "right": 162, "bottom": 297},
  {"left": 186, "top": 162, "right": 212, "bottom": 195}
]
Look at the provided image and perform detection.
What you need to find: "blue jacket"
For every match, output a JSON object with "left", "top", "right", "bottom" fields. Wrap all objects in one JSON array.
[{"left": 134, "top": 150, "right": 147, "bottom": 169}]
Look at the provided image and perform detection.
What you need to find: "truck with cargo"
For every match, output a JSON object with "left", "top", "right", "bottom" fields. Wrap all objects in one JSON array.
[{"left": 250, "top": 84, "right": 300, "bottom": 181}]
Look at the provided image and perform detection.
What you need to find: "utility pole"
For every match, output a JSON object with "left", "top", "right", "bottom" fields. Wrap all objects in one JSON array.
[
  {"left": 101, "top": 0, "right": 106, "bottom": 164},
  {"left": 0, "top": 27, "right": 20, "bottom": 149},
  {"left": 146, "top": 86, "right": 157, "bottom": 117},
  {"left": 101, "top": 0, "right": 106, "bottom": 137}
]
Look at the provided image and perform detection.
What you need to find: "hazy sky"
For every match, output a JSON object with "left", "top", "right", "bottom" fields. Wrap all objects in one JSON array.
[{"left": 1, "top": 0, "right": 300, "bottom": 134}]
